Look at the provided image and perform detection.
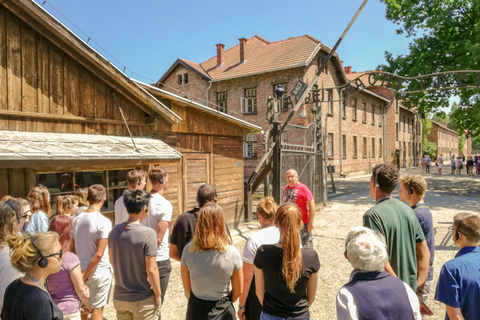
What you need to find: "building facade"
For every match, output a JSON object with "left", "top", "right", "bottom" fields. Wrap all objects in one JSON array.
[{"left": 428, "top": 120, "right": 459, "bottom": 158}]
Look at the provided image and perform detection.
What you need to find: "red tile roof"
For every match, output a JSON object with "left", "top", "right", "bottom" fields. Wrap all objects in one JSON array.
[{"left": 178, "top": 58, "right": 210, "bottom": 80}]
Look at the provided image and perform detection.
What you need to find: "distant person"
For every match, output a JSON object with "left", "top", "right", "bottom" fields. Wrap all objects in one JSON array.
[
  {"left": 26, "top": 185, "right": 51, "bottom": 233},
  {"left": 142, "top": 167, "right": 172, "bottom": 306},
  {"left": 437, "top": 154, "right": 444, "bottom": 175},
  {"left": 450, "top": 155, "right": 456, "bottom": 176},
  {"left": 74, "top": 188, "right": 89, "bottom": 218},
  {"left": 1, "top": 232, "right": 63, "bottom": 320},
  {"left": 456, "top": 156, "right": 463, "bottom": 176},
  {"left": 181, "top": 203, "right": 243, "bottom": 320},
  {"left": 435, "top": 213, "right": 480, "bottom": 320},
  {"left": 363, "top": 164, "right": 430, "bottom": 291},
  {"left": 282, "top": 169, "right": 315, "bottom": 248},
  {"left": 48, "top": 215, "right": 90, "bottom": 319},
  {"left": 170, "top": 184, "right": 231, "bottom": 262},
  {"left": 60, "top": 173, "right": 79, "bottom": 192},
  {"left": 476, "top": 155, "right": 480, "bottom": 174},
  {"left": 56, "top": 195, "right": 79, "bottom": 217},
  {"left": 72, "top": 184, "right": 112, "bottom": 320},
  {"left": 114, "top": 170, "right": 147, "bottom": 225},
  {"left": 238, "top": 197, "right": 279, "bottom": 320},
  {"left": 399, "top": 175, "right": 435, "bottom": 304},
  {"left": 425, "top": 156, "right": 431, "bottom": 174},
  {"left": 421, "top": 155, "right": 427, "bottom": 174},
  {"left": 337, "top": 227, "right": 421, "bottom": 320},
  {"left": 466, "top": 156, "right": 474, "bottom": 176},
  {"left": 109, "top": 190, "right": 161, "bottom": 320},
  {"left": 254, "top": 204, "right": 320, "bottom": 320}
]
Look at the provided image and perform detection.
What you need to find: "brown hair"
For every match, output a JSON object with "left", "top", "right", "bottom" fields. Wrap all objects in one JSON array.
[
  {"left": 257, "top": 197, "right": 277, "bottom": 222},
  {"left": 56, "top": 195, "right": 79, "bottom": 216},
  {"left": 371, "top": 164, "right": 399, "bottom": 194},
  {"left": 7, "top": 232, "right": 59, "bottom": 273},
  {"left": 126, "top": 170, "right": 147, "bottom": 188},
  {"left": 149, "top": 167, "right": 167, "bottom": 185},
  {"left": 454, "top": 212, "right": 480, "bottom": 242},
  {"left": 276, "top": 204, "right": 303, "bottom": 293},
  {"left": 74, "top": 188, "right": 89, "bottom": 207},
  {"left": 0, "top": 201, "right": 19, "bottom": 245},
  {"left": 87, "top": 184, "right": 106, "bottom": 205},
  {"left": 190, "top": 203, "right": 230, "bottom": 253},
  {"left": 399, "top": 175, "right": 427, "bottom": 197},
  {"left": 27, "top": 185, "right": 51, "bottom": 217}
]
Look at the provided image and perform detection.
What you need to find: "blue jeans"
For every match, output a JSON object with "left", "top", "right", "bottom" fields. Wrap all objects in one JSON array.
[{"left": 260, "top": 312, "right": 310, "bottom": 320}]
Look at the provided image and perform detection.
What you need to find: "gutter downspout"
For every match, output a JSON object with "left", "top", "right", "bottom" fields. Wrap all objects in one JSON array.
[
  {"left": 339, "top": 89, "right": 343, "bottom": 175},
  {"left": 206, "top": 81, "right": 213, "bottom": 108}
]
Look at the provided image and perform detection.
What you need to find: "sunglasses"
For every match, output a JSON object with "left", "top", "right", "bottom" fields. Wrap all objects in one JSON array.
[{"left": 45, "top": 250, "right": 63, "bottom": 259}]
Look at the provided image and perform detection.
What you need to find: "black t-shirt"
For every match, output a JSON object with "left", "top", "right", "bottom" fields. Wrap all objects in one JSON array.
[
  {"left": 254, "top": 245, "right": 320, "bottom": 319},
  {"left": 1, "top": 278, "right": 63, "bottom": 320}
]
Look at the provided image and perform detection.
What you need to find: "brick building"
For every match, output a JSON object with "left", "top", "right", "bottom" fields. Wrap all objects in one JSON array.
[{"left": 427, "top": 120, "right": 459, "bottom": 158}]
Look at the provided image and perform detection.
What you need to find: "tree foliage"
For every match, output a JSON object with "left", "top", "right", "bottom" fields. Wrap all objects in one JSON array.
[
  {"left": 380, "top": 1, "right": 480, "bottom": 137},
  {"left": 422, "top": 118, "right": 437, "bottom": 157}
]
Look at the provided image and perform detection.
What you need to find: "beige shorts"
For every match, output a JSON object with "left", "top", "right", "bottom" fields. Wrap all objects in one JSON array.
[
  {"left": 63, "top": 311, "right": 81, "bottom": 320},
  {"left": 114, "top": 296, "right": 161, "bottom": 320},
  {"left": 86, "top": 267, "right": 112, "bottom": 309}
]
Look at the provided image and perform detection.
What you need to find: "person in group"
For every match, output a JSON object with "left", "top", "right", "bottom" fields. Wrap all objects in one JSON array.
[
  {"left": 437, "top": 153, "right": 444, "bottom": 175},
  {"left": 74, "top": 188, "right": 89, "bottom": 217},
  {"left": 456, "top": 156, "right": 462, "bottom": 176},
  {"left": 26, "top": 185, "right": 51, "bottom": 233},
  {"left": 1, "top": 232, "right": 63, "bottom": 320},
  {"left": 109, "top": 189, "right": 161, "bottom": 320},
  {"left": 421, "top": 155, "right": 427, "bottom": 174},
  {"left": 282, "top": 169, "right": 315, "bottom": 248},
  {"left": 435, "top": 213, "right": 480, "bottom": 320},
  {"left": 56, "top": 195, "right": 79, "bottom": 218},
  {"left": 0, "top": 196, "right": 30, "bottom": 232},
  {"left": 47, "top": 215, "right": 90, "bottom": 319},
  {"left": 399, "top": 175, "right": 435, "bottom": 304},
  {"left": 72, "top": 184, "right": 112, "bottom": 320},
  {"left": 336, "top": 227, "right": 421, "bottom": 320},
  {"left": 451, "top": 155, "right": 456, "bottom": 176},
  {"left": 425, "top": 155, "right": 431, "bottom": 174},
  {"left": 466, "top": 156, "right": 474, "bottom": 176},
  {"left": 363, "top": 164, "right": 430, "bottom": 292},
  {"left": 142, "top": 167, "right": 172, "bottom": 306},
  {"left": 16, "top": 197, "right": 32, "bottom": 232},
  {"left": 114, "top": 170, "right": 147, "bottom": 225},
  {"left": 170, "top": 184, "right": 231, "bottom": 262},
  {"left": 476, "top": 154, "right": 480, "bottom": 175},
  {"left": 254, "top": 204, "right": 320, "bottom": 320},
  {"left": 238, "top": 197, "right": 279, "bottom": 320},
  {"left": 60, "top": 174, "right": 79, "bottom": 192},
  {"left": 181, "top": 203, "right": 243, "bottom": 320},
  {"left": 0, "top": 199, "right": 24, "bottom": 314}
]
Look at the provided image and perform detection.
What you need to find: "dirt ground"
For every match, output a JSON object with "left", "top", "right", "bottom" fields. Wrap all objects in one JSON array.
[{"left": 102, "top": 168, "right": 480, "bottom": 319}]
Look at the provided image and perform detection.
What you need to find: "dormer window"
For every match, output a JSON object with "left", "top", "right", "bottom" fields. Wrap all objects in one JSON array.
[{"left": 178, "top": 73, "right": 189, "bottom": 85}]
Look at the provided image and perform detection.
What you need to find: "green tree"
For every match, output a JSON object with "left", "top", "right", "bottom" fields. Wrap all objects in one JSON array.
[
  {"left": 381, "top": 1, "right": 480, "bottom": 137},
  {"left": 422, "top": 118, "right": 437, "bottom": 158},
  {"left": 458, "top": 132, "right": 465, "bottom": 154}
]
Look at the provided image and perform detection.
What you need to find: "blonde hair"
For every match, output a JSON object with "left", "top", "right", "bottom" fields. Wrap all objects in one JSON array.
[
  {"left": 190, "top": 203, "right": 230, "bottom": 254},
  {"left": 74, "top": 188, "right": 89, "bottom": 207},
  {"left": 257, "top": 197, "right": 277, "bottom": 222},
  {"left": 399, "top": 175, "right": 427, "bottom": 197},
  {"left": 0, "top": 201, "right": 19, "bottom": 245},
  {"left": 7, "top": 232, "right": 59, "bottom": 273},
  {"left": 56, "top": 195, "right": 79, "bottom": 216},
  {"left": 276, "top": 204, "right": 303, "bottom": 293}
]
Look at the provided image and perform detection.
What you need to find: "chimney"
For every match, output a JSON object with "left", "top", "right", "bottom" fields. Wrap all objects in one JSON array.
[
  {"left": 239, "top": 38, "right": 247, "bottom": 63},
  {"left": 344, "top": 66, "right": 352, "bottom": 74},
  {"left": 216, "top": 43, "right": 225, "bottom": 66}
]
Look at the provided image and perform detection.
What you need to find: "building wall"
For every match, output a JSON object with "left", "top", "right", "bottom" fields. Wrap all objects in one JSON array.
[{"left": 428, "top": 122, "right": 459, "bottom": 159}]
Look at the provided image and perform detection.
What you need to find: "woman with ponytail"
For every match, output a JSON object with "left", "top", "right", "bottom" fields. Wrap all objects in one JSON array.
[
  {"left": 254, "top": 204, "right": 320, "bottom": 320},
  {"left": 1, "top": 232, "right": 64, "bottom": 319},
  {"left": 55, "top": 195, "right": 79, "bottom": 217},
  {"left": 26, "top": 185, "right": 52, "bottom": 233}
]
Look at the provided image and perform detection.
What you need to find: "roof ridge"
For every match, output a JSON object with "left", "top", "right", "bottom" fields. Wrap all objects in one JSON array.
[
  {"left": 253, "top": 35, "right": 269, "bottom": 44},
  {"left": 267, "top": 34, "right": 320, "bottom": 45}
]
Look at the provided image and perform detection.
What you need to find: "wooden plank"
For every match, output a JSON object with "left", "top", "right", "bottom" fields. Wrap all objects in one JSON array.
[
  {"left": 37, "top": 34, "right": 50, "bottom": 114},
  {"left": 0, "top": 169, "right": 8, "bottom": 197},
  {"left": 8, "top": 168, "right": 25, "bottom": 197},
  {"left": 20, "top": 23, "right": 37, "bottom": 112},
  {"left": 6, "top": 12, "right": 22, "bottom": 111},
  {"left": 49, "top": 46, "right": 64, "bottom": 115},
  {"left": 95, "top": 79, "right": 107, "bottom": 119},
  {"left": 64, "top": 56, "right": 79, "bottom": 116},
  {"left": 79, "top": 67, "right": 95, "bottom": 117},
  {"left": 0, "top": 7, "right": 7, "bottom": 110}
]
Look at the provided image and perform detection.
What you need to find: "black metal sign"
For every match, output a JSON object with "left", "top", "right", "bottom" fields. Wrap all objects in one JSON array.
[{"left": 291, "top": 80, "right": 308, "bottom": 99}]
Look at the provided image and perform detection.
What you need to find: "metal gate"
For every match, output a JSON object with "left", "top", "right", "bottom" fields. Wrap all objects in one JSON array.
[{"left": 279, "top": 123, "right": 316, "bottom": 198}]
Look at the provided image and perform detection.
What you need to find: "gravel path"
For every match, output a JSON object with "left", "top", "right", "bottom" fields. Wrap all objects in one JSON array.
[{"left": 103, "top": 168, "right": 480, "bottom": 319}]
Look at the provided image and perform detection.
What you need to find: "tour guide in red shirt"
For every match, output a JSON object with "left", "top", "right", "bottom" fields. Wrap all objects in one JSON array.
[{"left": 282, "top": 169, "right": 315, "bottom": 248}]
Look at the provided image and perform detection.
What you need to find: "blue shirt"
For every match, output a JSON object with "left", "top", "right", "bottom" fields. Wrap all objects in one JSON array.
[
  {"left": 411, "top": 203, "right": 435, "bottom": 280},
  {"left": 435, "top": 247, "right": 480, "bottom": 320},
  {"left": 25, "top": 210, "right": 49, "bottom": 233}
]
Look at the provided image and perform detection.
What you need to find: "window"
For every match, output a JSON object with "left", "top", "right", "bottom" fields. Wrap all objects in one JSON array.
[
  {"left": 341, "top": 91, "right": 346, "bottom": 119},
  {"left": 178, "top": 73, "right": 188, "bottom": 85},
  {"left": 408, "top": 118, "right": 410, "bottom": 133},
  {"left": 241, "top": 88, "right": 257, "bottom": 114},
  {"left": 342, "top": 134, "right": 346, "bottom": 159},
  {"left": 396, "top": 123, "right": 399, "bottom": 141},
  {"left": 396, "top": 100, "right": 399, "bottom": 114},
  {"left": 217, "top": 92, "right": 227, "bottom": 113},
  {"left": 371, "top": 106, "right": 375, "bottom": 125},
  {"left": 353, "top": 136, "right": 358, "bottom": 158},
  {"left": 408, "top": 142, "right": 410, "bottom": 156},
  {"left": 363, "top": 137, "right": 367, "bottom": 158},
  {"left": 243, "top": 134, "right": 258, "bottom": 158},
  {"left": 379, "top": 138, "right": 383, "bottom": 157},
  {"left": 275, "top": 84, "right": 289, "bottom": 111},
  {"left": 371, "top": 137, "right": 375, "bottom": 157},
  {"left": 328, "top": 133, "right": 334, "bottom": 159},
  {"left": 403, "top": 115, "right": 406, "bottom": 132},
  {"left": 352, "top": 100, "right": 357, "bottom": 121},
  {"left": 327, "top": 90, "right": 333, "bottom": 115},
  {"left": 379, "top": 107, "right": 383, "bottom": 127},
  {"left": 362, "top": 102, "right": 367, "bottom": 123}
]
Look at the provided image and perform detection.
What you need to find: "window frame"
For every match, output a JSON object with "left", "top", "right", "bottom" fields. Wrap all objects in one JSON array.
[
  {"left": 241, "top": 88, "right": 257, "bottom": 114},
  {"left": 327, "top": 133, "right": 334, "bottom": 159},
  {"left": 217, "top": 92, "right": 228, "bottom": 113}
]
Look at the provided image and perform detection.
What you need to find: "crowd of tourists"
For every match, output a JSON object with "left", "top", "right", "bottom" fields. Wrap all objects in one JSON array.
[
  {"left": 0, "top": 165, "right": 478, "bottom": 320},
  {"left": 422, "top": 153, "right": 480, "bottom": 177}
]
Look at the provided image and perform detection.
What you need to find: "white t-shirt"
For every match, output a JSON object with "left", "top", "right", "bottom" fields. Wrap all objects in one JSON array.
[
  {"left": 242, "top": 226, "right": 280, "bottom": 264},
  {"left": 114, "top": 195, "right": 128, "bottom": 226},
  {"left": 72, "top": 210, "right": 112, "bottom": 275},
  {"left": 0, "top": 245, "right": 22, "bottom": 313},
  {"left": 142, "top": 193, "right": 172, "bottom": 261}
]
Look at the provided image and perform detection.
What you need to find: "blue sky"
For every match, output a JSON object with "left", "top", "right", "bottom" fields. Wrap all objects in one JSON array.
[{"left": 34, "top": 0, "right": 412, "bottom": 84}]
